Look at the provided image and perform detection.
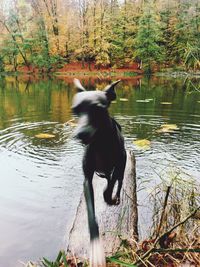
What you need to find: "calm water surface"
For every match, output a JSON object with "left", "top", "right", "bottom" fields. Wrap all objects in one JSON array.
[{"left": 0, "top": 75, "right": 199, "bottom": 266}]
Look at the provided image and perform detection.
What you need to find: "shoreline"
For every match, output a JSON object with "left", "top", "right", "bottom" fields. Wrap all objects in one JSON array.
[{"left": 0, "top": 70, "right": 200, "bottom": 78}]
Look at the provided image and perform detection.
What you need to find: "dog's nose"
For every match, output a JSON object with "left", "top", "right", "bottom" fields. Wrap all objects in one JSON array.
[
  {"left": 74, "top": 126, "right": 96, "bottom": 145},
  {"left": 76, "top": 131, "right": 89, "bottom": 142}
]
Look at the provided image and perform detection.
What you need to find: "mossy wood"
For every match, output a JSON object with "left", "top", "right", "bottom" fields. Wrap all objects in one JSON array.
[{"left": 67, "top": 150, "right": 138, "bottom": 258}]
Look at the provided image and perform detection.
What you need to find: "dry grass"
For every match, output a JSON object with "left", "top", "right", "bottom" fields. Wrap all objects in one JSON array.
[
  {"left": 107, "top": 174, "right": 200, "bottom": 267},
  {"left": 24, "top": 173, "right": 200, "bottom": 267}
]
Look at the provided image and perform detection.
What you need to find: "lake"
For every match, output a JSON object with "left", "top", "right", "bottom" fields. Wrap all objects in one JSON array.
[{"left": 0, "top": 74, "right": 199, "bottom": 266}]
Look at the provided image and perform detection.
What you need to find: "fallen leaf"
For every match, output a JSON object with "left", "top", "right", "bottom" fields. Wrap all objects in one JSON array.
[
  {"left": 160, "top": 102, "right": 172, "bottom": 105},
  {"left": 156, "top": 124, "right": 180, "bottom": 133},
  {"left": 66, "top": 119, "right": 77, "bottom": 127},
  {"left": 136, "top": 99, "right": 151, "bottom": 103},
  {"left": 133, "top": 139, "right": 151, "bottom": 149},
  {"left": 119, "top": 98, "right": 128, "bottom": 102},
  {"left": 156, "top": 128, "right": 174, "bottom": 133},
  {"left": 162, "top": 124, "right": 179, "bottom": 130},
  {"left": 68, "top": 122, "right": 77, "bottom": 127},
  {"left": 35, "top": 133, "right": 55, "bottom": 139}
]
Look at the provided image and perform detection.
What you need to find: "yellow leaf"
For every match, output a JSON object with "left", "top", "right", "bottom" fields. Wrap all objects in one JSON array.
[
  {"left": 119, "top": 98, "right": 128, "bottom": 102},
  {"left": 35, "top": 133, "right": 55, "bottom": 139},
  {"left": 136, "top": 99, "right": 153, "bottom": 103},
  {"left": 133, "top": 139, "right": 151, "bottom": 149},
  {"left": 156, "top": 128, "right": 174, "bottom": 133},
  {"left": 156, "top": 124, "right": 180, "bottom": 133},
  {"left": 162, "top": 124, "right": 179, "bottom": 130},
  {"left": 66, "top": 119, "right": 77, "bottom": 127},
  {"left": 161, "top": 124, "right": 179, "bottom": 130},
  {"left": 161, "top": 102, "right": 172, "bottom": 105}
]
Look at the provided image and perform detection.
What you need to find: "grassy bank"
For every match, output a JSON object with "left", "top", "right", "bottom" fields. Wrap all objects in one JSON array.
[{"left": 24, "top": 173, "right": 200, "bottom": 267}]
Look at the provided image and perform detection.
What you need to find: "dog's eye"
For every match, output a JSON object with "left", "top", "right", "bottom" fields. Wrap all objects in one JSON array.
[
  {"left": 72, "top": 107, "right": 77, "bottom": 114},
  {"left": 90, "top": 103, "right": 105, "bottom": 111},
  {"left": 73, "top": 104, "right": 90, "bottom": 115},
  {"left": 72, "top": 106, "right": 82, "bottom": 115}
]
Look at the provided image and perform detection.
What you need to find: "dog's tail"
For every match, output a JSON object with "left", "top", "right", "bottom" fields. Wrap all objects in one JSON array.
[{"left": 90, "top": 237, "right": 106, "bottom": 267}]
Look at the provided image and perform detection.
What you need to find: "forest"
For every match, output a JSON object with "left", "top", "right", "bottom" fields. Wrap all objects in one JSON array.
[{"left": 0, "top": 0, "right": 199, "bottom": 73}]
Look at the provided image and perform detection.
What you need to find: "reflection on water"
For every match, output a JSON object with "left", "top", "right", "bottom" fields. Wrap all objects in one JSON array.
[{"left": 0, "top": 75, "right": 199, "bottom": 266}]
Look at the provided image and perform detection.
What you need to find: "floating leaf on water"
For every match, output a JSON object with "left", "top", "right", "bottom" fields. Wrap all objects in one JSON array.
[
  {"left": 35, "top": 133, "right": 55, "bottom": 139},
  {"left": 161, "top": 102, "right": 172, "bottom": 105},
  {"left": 68, "top": 122, "right": 77, "bottom": 127},
  {"left": 66, "top": 119, "right": 77, "bottom": 127},
  {"left": 156, "top": 124, "right": 180, "bottom": 133},
  {"left": 133, "top": 139, "right": 151, "bottom": 149},
  {"left": 156, "top": 128, "right": 175, "bottom": 133},
  {"left": 136, "top": 99, "right": 151, "bottom": 103},
  {"left": 119, "top": 98, "right": 128, "bottom": 102},
  {"left": 162, "top": 124, "right": 179, "bottom": 129}
]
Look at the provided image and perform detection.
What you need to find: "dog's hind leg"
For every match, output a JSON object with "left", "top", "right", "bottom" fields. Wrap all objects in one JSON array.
[
  {"left": 103, "top": 173, "right": 117, "bottom": 205},
  {"left": 114, "top": 153, "right": 127, "bottom": 205},
  {"left": 103, "top": 153, "right": 127, "bottom": 206},
  {"left": 83, "top": 167, "right": 106, "bottom": 267}
]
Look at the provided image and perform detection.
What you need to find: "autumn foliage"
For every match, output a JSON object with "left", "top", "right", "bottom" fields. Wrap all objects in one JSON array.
[{"left": 0, "top": 0, "right": 199, "bottom": 73}]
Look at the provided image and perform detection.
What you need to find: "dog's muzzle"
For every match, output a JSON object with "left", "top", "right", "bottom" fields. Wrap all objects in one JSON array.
[{"left": 73, "top": 115, "right": 96, "bottom": 145}]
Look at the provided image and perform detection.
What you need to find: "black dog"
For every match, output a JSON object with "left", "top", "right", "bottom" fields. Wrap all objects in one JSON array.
[{"left": 72, "top": 79, "right": 126, "bottom": 266}]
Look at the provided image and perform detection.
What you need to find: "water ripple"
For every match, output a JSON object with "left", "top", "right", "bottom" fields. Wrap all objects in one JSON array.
[{"left": 0, "top": 121, "right": 75, "bottom": 166}]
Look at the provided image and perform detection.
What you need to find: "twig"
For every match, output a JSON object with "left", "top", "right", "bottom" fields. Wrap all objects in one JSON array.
[
  {"left": 133, "top": 206, "right": 200, "bottom": 265},
  {"left": 189, "top": 80, "right": 200, "bottom": 92},
  {"left": 156, "top": 186, "right": 171, "bottom": 238},
  {"left": 152, "top": 248, "right": 200, "bottom": 253}
]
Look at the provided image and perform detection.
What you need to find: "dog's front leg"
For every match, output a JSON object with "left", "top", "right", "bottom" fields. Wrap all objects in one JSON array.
[
  {"left": 83, "top": 167, "right": 105, "bottom": 267},
  {"left": 83, "top": 178, "right": 98, "bottom": 239}
]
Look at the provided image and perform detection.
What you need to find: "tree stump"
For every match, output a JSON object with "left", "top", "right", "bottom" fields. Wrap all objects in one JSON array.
[{"left": 67, "top": 150, "right": 138, "bottom": 259}]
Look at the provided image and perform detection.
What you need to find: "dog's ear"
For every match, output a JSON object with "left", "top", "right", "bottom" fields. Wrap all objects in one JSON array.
[
  {"left": 104, "top": 80, "right": 121, "bottom": 101},
  {"left": 73, "top": 78, "right": 86, "bottom": 92}
]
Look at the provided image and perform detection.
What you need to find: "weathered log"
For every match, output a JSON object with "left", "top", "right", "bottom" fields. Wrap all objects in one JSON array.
[{"left": 67, "top": 150, "right": 138, "bottom": 259}]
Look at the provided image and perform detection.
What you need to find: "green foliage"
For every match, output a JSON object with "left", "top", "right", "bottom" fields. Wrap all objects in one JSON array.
[
  {"left": 184, "top": 43, "right": 200, "bottom": 71},
  {"left": 0, "top": 0, "right": 199, "bottom": 72},
  {"left": 42, "top": 251, "right": 68, "bottom": 267},
  {"left": 95, "top": 39, "right": 110, "bottom": 67},
  {"left": 0, "top": 56, "right": 4, "bottom": 72},
  {"left": 107, "top": 256, "right": 137, "bottom": 267},
  {"left": 75, "top": 45, "right": 96, "bottom": 67},
  {"left": 31, "top": 54, "right": 64, "bottom": 71},
  {"left": 134, "top": 4, "right": 165, "bottom": 73}
]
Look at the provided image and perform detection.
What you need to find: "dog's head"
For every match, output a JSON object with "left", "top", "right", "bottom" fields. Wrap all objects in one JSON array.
[{"left": 72, "top": 79, "right": 121, "bottom": 145}]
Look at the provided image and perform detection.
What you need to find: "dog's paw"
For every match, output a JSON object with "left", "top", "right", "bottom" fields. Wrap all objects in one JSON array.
[
  {"left": 90, "top": 238, "right": 106, "bottom": 267},
  {"left": 112, "top": 196, "right": 120, "bottom": 205}
]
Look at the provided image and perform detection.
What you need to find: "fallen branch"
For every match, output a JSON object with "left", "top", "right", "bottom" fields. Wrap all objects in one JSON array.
[
  {"left": 134, "top": 206, "right": 200, "bottom": 265},
  {"left": 153, "top": 248, "right": 200, "bottom": 253}
]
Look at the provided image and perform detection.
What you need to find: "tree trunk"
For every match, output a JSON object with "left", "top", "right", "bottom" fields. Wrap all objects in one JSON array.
[{"left": 67, "top": 150, "right": 138, "bottom": 258}]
